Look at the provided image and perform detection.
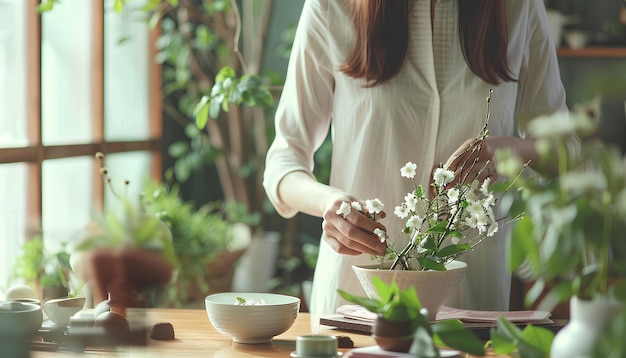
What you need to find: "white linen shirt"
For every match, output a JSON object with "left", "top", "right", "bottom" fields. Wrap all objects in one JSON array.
[{"left": 263, "top": 0, "right": 567, "bottom": 318}]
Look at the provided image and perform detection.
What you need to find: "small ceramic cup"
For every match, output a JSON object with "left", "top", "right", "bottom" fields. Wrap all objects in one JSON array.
[{"left": 293, "top": 335, "right": 339, "bottom": 357}]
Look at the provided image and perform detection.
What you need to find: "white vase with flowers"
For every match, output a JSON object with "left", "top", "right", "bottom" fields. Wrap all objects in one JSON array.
[{"left": 338, "top": 91, "right": 522, "bottom": 320}]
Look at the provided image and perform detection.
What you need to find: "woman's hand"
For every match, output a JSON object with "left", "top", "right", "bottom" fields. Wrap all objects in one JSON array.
[
  {"left": 443, "top": 136, "right": 511, "bottom": 185},
  {"left": 321, "top": 198, "right": 388, "bottom": 256}
]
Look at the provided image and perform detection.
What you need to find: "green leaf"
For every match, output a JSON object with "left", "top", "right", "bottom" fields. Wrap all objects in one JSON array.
[
  {"left": 216, "top": 66, "right": 236, "bottom": 82},
  {"left": 432, "top": 319, "right": 485, "bottom": 356},
  {"left": 373, "top": 275, "right": 395, "bottom": 303},
  {"left": 36, "top": 0, "right": 57, "bottom": 13},
  {"left": 167, "top": 0, "right": 179, "bottom": 6},
  {"left": 168, "top": 141, "right": 189, "bottom": 158},
  {"left": 336, "top": 289, "right": 383, "bottom": 314},
  {"left": 417, "top": 257, "right": 446, "bottom": 271},
  {"left": 193, "top": 96, "right": 210, "bottom": 129},
  {"left": 210, "top": 94, "right": 223, "bottom": 118},
  {"left": 426, "top": 220, "right": 449, "bottom": 233},
  {"left": 149, "top": 11, "right": 162, "bottom": 30},
  {"left": 521, "top": 325, "right": 554, "bottom": 356},
  {"left": 114, "top": 0, "right": 124, "bottom": 13},
  {"left": 509, "top": 215, "right": 532, "bottom": 271},
  {"left": 436, "top": 244, "right": 471, "bottom": 257},
  {"left": 489, "top": 330, "right": 517, "bottom": 354}
]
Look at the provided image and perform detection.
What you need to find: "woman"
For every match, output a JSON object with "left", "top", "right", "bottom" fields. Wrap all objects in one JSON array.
[{"left": 263, "top": 0, "right": 572, "bottom": 318}]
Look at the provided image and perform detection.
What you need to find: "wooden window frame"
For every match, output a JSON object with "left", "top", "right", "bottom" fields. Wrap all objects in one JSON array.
[{"left": 0, "top": 0, "right": 162, "bottom": 240}]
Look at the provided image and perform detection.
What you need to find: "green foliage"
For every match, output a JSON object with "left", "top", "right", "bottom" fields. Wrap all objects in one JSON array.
[
  {"left": 592, "top": 305, "right": 626, "bottom": 357},
  {"left": 13, "top": 235, "right": 71, "bottom": 290},
  {"left": 73, "top": 198, "right": 179, "bottom": 271},
  {"left": 193, "top": 66, "right": 274, "bottom": 129},
  {"left": 166, "top": 124, "right": 219, "bottom": 183},
  {"left": 140, "top": 179, "right": 249, "bottom": 305},
  {"left": 35, "top": 0, "right": 59, "bottom": 13},
  {"left": 338, "top": 276, "right": 422, "bottom": 323},
  {"left": 337, "top": 277, "right": 484, "bottom": 357},
  {"left": 487, "top": 316, "right": 554, "bottom": 358},
  {"left": 497, "top": 112, "right": 626, "bottom": 306}
]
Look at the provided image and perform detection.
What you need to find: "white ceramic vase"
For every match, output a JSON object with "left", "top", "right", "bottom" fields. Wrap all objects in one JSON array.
[
  {"left": 551, "top": 296, "right": 623, "bottom": 358},
  {"left": 352, "top": 260, "right": 467, "bottom": 321}
]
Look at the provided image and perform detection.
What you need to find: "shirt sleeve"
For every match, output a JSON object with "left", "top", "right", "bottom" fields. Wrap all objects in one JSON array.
[
  {"left": 515, "top": 0, "right": 580, "bottom": 157},
  {"left": 263, "top": 0, "right": 336, "bottom": 218}
]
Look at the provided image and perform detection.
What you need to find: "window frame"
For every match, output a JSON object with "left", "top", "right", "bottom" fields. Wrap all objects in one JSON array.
[{"left": 0, "top": 0, "right": 162, "bottom": 241}]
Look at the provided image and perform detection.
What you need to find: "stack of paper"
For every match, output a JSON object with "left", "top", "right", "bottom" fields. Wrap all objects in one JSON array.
[{"left": 336, "top": 304, "right": 552, "bottom": 324}]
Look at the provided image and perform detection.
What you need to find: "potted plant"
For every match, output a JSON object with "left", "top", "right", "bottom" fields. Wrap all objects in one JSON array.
[
  {"left": 69, "top": 153, "right": 179, "bottom": 312},
  {"left": 496, "top": 111, "right": 626, "bottom": 356},
  {"left": 337, "top": 277, "right": 485, "bottom": 356},
  {"left": 140, "top": 178, "right": 251, "bottom": 306},
  {"left": 339, "top": 92, "right": 522, "bottom": 320}
]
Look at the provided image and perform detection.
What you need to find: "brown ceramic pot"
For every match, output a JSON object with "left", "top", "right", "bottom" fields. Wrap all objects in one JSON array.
[{"left": 371, "top": 315, "right": 414, "bottom": 353}]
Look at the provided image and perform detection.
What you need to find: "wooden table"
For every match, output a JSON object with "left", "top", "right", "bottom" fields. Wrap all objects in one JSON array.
[
  {"left": 31, "top": 309, "right": 511, "bottom": 357},
  {"left": 31, "top": 309, "right": 374, "bottom": 357}
]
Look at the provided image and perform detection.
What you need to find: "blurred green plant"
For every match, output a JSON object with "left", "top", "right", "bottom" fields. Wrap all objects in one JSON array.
[
  {"left": 487, "top": 317, "right": 555, "bottom": 358},
  {"left": 13, "top": 235, "right": 71, "bottom": 293},
  {"left": 497, "top": 112, "right": 626, "bottom": 308},
  {"left": 141, "top": 179, "right": 250, "bottom": 305}
]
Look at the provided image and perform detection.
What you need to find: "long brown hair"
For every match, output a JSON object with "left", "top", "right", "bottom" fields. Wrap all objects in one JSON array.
[{"left": 340, "top": 0, "right": 517, "bottom": 87}]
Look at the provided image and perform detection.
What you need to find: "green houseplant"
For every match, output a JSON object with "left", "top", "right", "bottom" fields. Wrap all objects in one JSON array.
[
  {"left": 12, "top": 235, "right": 72, "bottom": 301},
  {"left": 140, "top": 179, "right": 250, "bottom": 306},
  {"left": 337, "top": 277, "right": 485, "bottom": 357},
  {"left": 496, "top": 111, "right": 626, "bottom": 356}
]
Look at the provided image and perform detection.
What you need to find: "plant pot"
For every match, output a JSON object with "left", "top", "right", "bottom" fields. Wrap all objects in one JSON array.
[
  {"left": 551, "top": 296, "right": 623, "bottom": 357},
  {"left": 352, "top": 261, "right": 467, "bottom": 321},
  {"left": 183, "top": 248, "right": 247, "bottom": 302},
  {"left": 372, "top": 316, "right": 414, "bottom": 353}
]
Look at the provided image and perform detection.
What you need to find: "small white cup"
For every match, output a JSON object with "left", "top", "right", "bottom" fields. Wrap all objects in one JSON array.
[
  {"left": 564, "top": 30, "right": 589, "bottom": 49},
  {"left": 293, "top": 335, "right": 338, "bottom": 357}
]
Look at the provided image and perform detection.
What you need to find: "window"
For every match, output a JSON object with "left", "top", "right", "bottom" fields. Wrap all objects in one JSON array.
[{"left": 0, "top": 0, "right": 161, "bottom": 293}]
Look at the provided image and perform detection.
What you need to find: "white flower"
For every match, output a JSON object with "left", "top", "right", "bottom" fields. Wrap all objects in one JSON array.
[
  {"left": 374, "top": 228, "right": 387, "bottom": 243},
  {"left": 480, "top": 177, "right": 491, "bottom": 196},
  {"left": 487, "top": 222, "right": 499, "bottom": 237},
  {"left": 400, "top": 162, "right": 417, "bottom": 178},
  {"left": 351, "top": 201, "right": 363, "bottom": 211},
  {"left": 433, "top": 167, "right": 455, "bottom": 186},
  {"left": 404, "top": 193, "right": 418, "bottom": 211},
  {"left": 447, "top": 188, "right": 460, "bottom": 204},
  {"left": 406, "top": 215, "right": 422, "bottom": 229},
  {"left": 482, "top": 194, "right": 495, "bottom": 208},
  {"left": 465, "top": 215, "right": 479, "bottom": 229},
  {"left": 451, "top": 236, "right": 460, "bottom": 245},
  {"left": 336, "top": 201, "right": 351, "bottom": 219},
  {"left": 473, "top": 210, "right": 489, "bottom": 227},
  {"left": 365, "top": 198, "right": 384, "bottom": 214},
  {"left": 466, "top": 201, "right": 484, "bottom": 216},
  {"left": 394, "top": 205, "right": 410, "bottom": 219}
]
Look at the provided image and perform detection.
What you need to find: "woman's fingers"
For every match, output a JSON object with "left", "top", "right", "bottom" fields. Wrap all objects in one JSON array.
[{"left": 322, "top": 200, "right": 387, "bottom": 256}]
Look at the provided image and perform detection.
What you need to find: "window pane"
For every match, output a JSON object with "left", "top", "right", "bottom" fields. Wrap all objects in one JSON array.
[
  {"left": 104, "top": 0, "right": 151, "bottom": 141},
  {"left": 0, "top": 163, "right": 27, "bottom": 290},
  {"left": 42, "top": 157, "right": 93, "bottom": 253},
  {"left": 0, "top": 0, "right": 28, "bottom": 148},
  {"left": 41, "top": 0, "right": 93, "bottom": 145},
  {"left": 103, "top": 151, "right": 152, "bottom": 214}
]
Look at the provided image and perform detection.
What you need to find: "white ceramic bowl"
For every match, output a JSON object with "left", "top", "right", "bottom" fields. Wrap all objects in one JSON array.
[
  {"left": 205, "top": 292, "right": 300, "bottom": 344},
  {"left": 352, "top": 260, "right": 467, "bottom": 321},
  {"left": 43, "top": 296, "right": 86, "bottom": 326}
]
